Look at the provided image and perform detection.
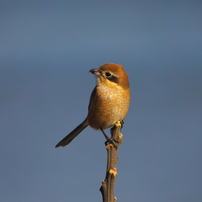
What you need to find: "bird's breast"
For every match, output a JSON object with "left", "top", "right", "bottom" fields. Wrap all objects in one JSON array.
[{"left": 87, "top": 85, "right": 130, "bottom": 130}]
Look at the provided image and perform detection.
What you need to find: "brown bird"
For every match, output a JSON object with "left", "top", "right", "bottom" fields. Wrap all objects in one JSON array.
[{"left": 55, "top": 63, "right": 130, "bottom": 148}]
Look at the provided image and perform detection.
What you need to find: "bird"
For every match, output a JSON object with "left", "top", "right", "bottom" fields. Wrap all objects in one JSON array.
[{"left": 55, "top": 63, "right": 130, "bottom": 148}]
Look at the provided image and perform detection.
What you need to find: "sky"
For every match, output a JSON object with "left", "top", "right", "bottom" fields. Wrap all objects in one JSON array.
[{"left": 0, "top": 0, "right": 202, "bottom": 202}]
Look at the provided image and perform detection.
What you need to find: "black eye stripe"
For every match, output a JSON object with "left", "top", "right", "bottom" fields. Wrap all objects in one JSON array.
[{"left": 107, "top": 75, "right": 119, "bottom": 84}]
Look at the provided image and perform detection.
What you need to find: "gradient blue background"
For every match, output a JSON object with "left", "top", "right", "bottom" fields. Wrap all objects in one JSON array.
[{"left": 1, "top": 1, "right": 202, "bottom": 201}]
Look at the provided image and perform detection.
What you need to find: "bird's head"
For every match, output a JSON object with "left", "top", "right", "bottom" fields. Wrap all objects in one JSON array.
[{"left": 89, "top": 63, "right": 129, "bottom": 89}]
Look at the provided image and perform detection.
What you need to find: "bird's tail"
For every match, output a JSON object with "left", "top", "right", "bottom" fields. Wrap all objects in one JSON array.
[{"left": 55, "top": 118, "right": 89, "bottom": 148}]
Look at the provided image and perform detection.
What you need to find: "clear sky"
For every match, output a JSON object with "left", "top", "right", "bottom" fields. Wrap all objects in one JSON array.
[{"left": 1, "top": 1, "right": 202, "bottom": 202}]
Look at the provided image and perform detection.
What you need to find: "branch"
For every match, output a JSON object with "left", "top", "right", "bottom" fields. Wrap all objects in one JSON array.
[{"left": 100, "top": 122, "right": 123, "bottom": 202}]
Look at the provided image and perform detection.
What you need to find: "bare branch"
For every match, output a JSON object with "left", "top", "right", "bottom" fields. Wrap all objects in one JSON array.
[{"left": 100, "top": 122, "right": 123, "bottom": 202}]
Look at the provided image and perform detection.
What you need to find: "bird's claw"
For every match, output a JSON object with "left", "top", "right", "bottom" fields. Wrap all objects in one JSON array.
[
  {"left": 120, "top": 120, "right": 124, "bottom": 129},
  {"left": 105, "top": 138, "right": 118, "bottom": 148}
]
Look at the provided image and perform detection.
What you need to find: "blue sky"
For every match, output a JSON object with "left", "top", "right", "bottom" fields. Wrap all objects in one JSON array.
[{"left": 1, "top": 1, "right": 202, "bottom": 202}]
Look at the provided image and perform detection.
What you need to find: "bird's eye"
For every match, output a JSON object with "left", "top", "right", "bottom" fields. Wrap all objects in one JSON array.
[{"left": 105, "top": 72, "right": 112, "bottom": 77}]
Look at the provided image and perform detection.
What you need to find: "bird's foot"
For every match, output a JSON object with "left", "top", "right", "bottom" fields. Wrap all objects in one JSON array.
[
  {"left": 100, "top": 128, "right": 118, "bottom": 148},
  {"left": 104, "top": 138, "right": 118, "bottom": 148}
]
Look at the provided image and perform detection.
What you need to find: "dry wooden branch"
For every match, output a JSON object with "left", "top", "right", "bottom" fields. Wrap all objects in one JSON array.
[{"left": 100, "top": 122, "right": 123, "bottom": 202}]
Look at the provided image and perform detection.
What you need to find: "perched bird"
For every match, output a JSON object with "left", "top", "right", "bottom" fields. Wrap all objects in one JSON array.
[{"left": 55, "top": 63, "right": 130, "bottom": 148}]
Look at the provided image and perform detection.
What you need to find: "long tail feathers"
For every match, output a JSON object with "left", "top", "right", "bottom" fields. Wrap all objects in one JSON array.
[{"left": 55, "top": 118, "right": 89, "bottom": 148}]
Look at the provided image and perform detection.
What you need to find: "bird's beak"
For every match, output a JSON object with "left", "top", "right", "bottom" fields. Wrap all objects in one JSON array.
[{"left": 89, "top": 68, "right": 101, "bottom": 76}]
